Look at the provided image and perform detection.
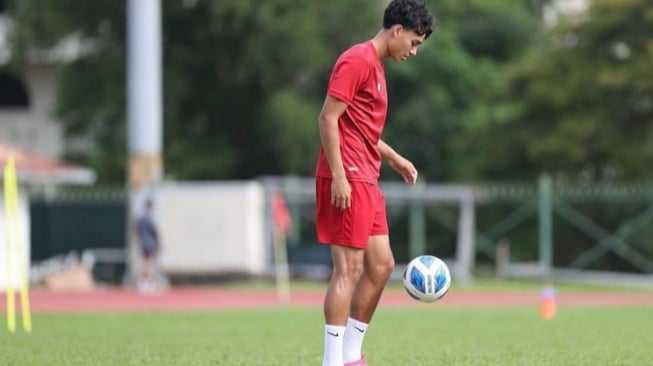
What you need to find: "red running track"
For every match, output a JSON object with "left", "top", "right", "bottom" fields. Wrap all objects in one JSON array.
[{"left": 1, "top": 287, "right": 653, "bottom": 313}]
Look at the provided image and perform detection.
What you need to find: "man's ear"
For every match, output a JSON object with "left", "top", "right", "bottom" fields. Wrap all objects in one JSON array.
[{"left": 392, "top": 24, "right": 403, "bottom": 38}]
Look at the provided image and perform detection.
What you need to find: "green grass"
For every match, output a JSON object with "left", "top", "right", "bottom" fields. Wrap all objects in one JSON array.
[{"left": 1, "top": 306, "right": 652, "bottom": 365}]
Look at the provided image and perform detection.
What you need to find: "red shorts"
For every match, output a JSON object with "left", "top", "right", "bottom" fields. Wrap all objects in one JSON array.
[{"left": 315, "top": 177, "right": 388, "bottom": 249}]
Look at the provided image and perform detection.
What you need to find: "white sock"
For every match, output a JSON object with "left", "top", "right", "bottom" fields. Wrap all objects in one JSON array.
[
  {"left": 322, "top": 324, "right": 345, "bottom": 366},
  {"left": 343, "top": 317, "right": 368, "bottom": 363}
]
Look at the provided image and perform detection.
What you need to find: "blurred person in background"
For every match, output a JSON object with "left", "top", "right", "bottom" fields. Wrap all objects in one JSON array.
[
  {"left": 314, "top": 0, "right": 436, "bottom": 365},
  {"left": 136, "top": 198, "right": 161, "bottom": 293}
]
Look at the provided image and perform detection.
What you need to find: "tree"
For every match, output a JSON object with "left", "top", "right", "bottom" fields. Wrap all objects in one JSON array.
[
  {"left": 9, "top": 0, "right": 543, "bottom": 184},
  {"left": 382, "top": 0, "right": 541, "bottom": 182},
  {"left": 460, "top": 0, "right": 653, "bottom": 182},
  {"left": 9, "top": 0, "right": 379, "bottom": 183}
]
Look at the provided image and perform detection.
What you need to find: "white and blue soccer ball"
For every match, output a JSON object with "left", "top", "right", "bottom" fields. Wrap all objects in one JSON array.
[{"left": 402, "top": 255, "right": 451, "bottom": 303}]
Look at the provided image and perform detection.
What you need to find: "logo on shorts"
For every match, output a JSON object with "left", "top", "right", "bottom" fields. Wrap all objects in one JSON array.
[{"left": 348, "top": 166, "right": 359, "bottom": 172}]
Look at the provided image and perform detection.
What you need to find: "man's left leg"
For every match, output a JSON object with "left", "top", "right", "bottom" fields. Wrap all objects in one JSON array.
[{"left": 343, "top": 235, "right": 395, "bottom": 364}]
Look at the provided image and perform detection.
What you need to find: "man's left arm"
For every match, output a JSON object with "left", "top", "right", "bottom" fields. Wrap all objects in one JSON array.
[{"left": 378, "top": 139, "right": 418, "bottom": 185}]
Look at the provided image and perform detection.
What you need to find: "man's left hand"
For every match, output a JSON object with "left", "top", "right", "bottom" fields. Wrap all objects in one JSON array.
[{"left": 388, "top": 156, "right": 418, "bottom": 185}]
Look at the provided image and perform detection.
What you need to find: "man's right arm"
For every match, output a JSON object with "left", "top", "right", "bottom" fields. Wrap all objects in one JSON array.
[{"left": 318, "top": 95, "right": 351, "bottom": 210}]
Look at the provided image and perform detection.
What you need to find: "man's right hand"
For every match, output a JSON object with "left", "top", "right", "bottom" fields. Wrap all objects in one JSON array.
[{"left": 331, "top": 176, "right": 351, "bottom": 210}]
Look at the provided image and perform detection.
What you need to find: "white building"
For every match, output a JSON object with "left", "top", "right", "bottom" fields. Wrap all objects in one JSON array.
[
  {"left": 0, "top": 3, "right": 97, "bottom": 290},
  {"left": 544, "top": 0, "right": 590, "bottom": 26},
  {"left": 0, "top": 6, "right": 64, "bottom": 159}
]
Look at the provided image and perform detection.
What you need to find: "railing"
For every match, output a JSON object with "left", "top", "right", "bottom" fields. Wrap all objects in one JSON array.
[{"left": 262, "top": 175, "right": 653, "bottom": 283}]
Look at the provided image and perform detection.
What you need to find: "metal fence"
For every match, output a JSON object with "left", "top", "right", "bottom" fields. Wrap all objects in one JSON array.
[
  {"left": 262, "top": 175, "right": 653, "bottom": 284},
  {"left": 27, "top": 177, "right": 653, "bottom": 285}
]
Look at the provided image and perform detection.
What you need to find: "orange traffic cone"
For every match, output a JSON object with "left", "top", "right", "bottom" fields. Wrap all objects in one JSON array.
[{"left": 540, "top": 282, "right": 557, "bottom": 319}]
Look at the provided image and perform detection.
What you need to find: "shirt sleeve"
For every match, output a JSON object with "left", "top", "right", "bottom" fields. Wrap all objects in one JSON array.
[{"left": 326, "top": 54, "right": 370, "bottom": 105}]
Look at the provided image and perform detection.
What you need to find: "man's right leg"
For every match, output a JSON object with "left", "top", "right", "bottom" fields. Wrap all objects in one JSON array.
[
  {"left": 342, "top": 235, "right": 394, "bottom": 364},
  {"left": 323, "top": 244, "right": 365, "bottom": 366},
  {"left": 138, "top": 252, "right": 150, "bottom": 291}
]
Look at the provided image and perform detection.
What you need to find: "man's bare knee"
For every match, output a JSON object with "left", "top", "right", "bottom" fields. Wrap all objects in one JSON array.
[
  {"left": 367, "top": 257, "right": 395, "bottom": 283},
  {"left": 330, "top": 245, "right": 365, "bottom": 286},
  {"left": 332, "top": 261, "right": 364, "bottom": 284}
]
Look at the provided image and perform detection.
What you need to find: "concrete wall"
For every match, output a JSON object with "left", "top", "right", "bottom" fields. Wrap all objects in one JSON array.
[{"left": 153, "top": 181, "right": 268, "bottom": 276}]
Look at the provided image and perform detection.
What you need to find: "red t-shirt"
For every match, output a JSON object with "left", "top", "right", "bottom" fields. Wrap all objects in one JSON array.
[{"left": 315, "top": 41, "right": 388, "bottom": 184}]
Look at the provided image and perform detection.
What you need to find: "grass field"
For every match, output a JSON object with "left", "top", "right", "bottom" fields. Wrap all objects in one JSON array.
[{"left": 1, "top": 304, "right": 652, "bottom": 365}]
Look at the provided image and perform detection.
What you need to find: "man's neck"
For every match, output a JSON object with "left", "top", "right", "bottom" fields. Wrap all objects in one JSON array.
[{"left": 370, "top": 29, "right": 391, "bottom": 60}]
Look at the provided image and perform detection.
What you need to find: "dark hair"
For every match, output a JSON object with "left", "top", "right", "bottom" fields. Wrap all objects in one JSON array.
[{"left": 383, "top": 0, "right": 436, "bottom": 39}]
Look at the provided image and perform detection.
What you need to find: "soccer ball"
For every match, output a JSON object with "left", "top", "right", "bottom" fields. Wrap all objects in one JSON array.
[{"left": 403, "top": 255, "right": 451, "bottom": 303}]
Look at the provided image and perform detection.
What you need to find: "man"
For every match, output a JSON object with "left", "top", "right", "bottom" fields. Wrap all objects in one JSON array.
[
  {"left": 315, "top": 0, "right": 436, "bottom": 365},
  {"left": 136, "top": 199, "right": 160, "bottom": 292}
]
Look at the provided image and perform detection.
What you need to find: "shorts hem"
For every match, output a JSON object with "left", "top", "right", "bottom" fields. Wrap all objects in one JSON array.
[{"left": 318, "top": 241, "right": 367, "bottom": 249}]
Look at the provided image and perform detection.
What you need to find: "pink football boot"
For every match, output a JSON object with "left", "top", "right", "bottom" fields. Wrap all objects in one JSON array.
[{"left": 344, "top": 354, "right": 368, "bottom": 366}]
